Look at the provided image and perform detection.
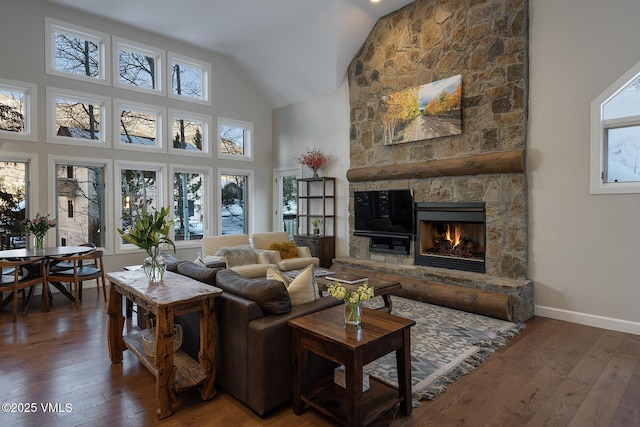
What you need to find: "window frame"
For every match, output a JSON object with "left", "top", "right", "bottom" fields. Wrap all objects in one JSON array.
[
  {"left": 168, "top": 108, "right": 211, "bottom": 157},
  {"left": 170, "top": 164, "right": 213, "bottom": 247},
  {"left": 217, "top": 116, "right": 254, "bottom": 161},
  {"left": 168, "top": 51, "right": 211, "bottom": 105},
  {"left": 0, "top": 78, "right": 38, "bottom": 142},
  {"left": 113, "top": 98, "right": 165, "bottom": 153},
  {"left": 115, "top": 160, "right": 167, "bottom": 254},
  {"left": 46, "top": 87, "right": 110, "bottom": 148},
  {"left": 591, "top": 59, "right": 640, "bottom": 194},
  {"left": 218, "top": 167, "right": 253, "bottom": 236},
  {"left": 48, "top": 154, "right": 112, "bottom": 252},
  {"left": 45, "top": 17, "right": 110, "bottom": 85},
  {"left": 112, "top": 36, "right": 165, "bottom": 96}
]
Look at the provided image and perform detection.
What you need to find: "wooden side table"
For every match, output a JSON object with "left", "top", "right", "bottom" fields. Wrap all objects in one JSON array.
[
  {"left": 289, "top": 305, "right": 415, "bottom": 427},
  {"left": 106, "top": 270, "right": 222, "bottom": 419}
]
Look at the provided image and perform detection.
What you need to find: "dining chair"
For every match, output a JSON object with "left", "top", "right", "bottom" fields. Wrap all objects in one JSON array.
[
  {"left": 46, "top": 250, "right": 106, "bottom": 311},
  {"left": 0, "top": 257, "right": 48, "bottom": 322}
]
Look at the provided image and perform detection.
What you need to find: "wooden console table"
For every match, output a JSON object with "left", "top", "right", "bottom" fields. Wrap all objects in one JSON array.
[
  {"left": 106, "top": 270, "right": 222, "bottom": 419},
  {"left": 289, "top": 305, "right": 415, "bottom": 427}
]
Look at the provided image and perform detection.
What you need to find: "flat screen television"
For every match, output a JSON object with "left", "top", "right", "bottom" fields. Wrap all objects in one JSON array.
[{"left": 353, "top": 189, "right": 414, "bottom": 237}]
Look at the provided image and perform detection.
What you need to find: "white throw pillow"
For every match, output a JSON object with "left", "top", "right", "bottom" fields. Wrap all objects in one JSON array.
[{"left": 267, "top": 264, "right": 318, "bottom": 306}]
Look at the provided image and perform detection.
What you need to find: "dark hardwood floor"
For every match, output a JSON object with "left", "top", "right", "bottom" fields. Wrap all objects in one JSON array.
[{"left": 1, "top": 287, "right": 639, "bottom": 426}]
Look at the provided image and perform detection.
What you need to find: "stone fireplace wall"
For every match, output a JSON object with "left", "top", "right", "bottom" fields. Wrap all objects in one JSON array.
[{"left": 347, "top": 0, "right": 528, "bottom": 280}]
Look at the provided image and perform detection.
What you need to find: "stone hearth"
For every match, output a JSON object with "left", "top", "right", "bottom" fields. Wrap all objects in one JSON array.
[{"left": 342, "top": 0, "right": 532, "bottom": 320}]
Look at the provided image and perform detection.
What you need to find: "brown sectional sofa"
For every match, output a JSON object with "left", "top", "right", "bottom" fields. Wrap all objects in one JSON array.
[{"left": 159, "top": 255, "right": 341, "bottom": 416}]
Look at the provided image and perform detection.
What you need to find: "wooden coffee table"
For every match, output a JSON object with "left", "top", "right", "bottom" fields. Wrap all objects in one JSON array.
[
  {"left": 289, "top": 305, "right": 415, "bottom": 427},
  {"left": 316, "top": 275, "right": 401, "bottom": 312}
]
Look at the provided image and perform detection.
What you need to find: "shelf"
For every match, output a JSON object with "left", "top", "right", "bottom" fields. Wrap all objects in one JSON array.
[
  {"left": 301, "top": 376, "right": 402, "bottom": 426},
  {"left": 123, "top": 332, "right": 207, "bottom": 393}
]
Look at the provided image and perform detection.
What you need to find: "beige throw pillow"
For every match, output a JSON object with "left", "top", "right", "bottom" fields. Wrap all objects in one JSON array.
[{"left": 266, "top": 264, "right": 318, "bottom": 306}]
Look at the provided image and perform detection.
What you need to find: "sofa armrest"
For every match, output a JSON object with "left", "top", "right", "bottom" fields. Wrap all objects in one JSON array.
[
  {"left": 297, "top": 246, "right": 312, "bottom": 258},
  {"left": 246, "top": 296, "right": 342, "bottom": 415}
]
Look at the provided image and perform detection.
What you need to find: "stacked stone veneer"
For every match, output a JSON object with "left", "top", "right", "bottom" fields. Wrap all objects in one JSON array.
[{"left": 347, "top": 0, "right": 529, "bottom": 281}]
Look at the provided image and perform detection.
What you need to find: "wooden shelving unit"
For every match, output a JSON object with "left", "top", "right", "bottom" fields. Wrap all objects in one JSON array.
[{"left": 295, "top": 177, "right": 335, "bottom": 268}]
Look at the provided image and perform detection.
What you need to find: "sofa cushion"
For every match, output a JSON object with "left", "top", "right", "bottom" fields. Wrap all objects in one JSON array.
[
  {"left": 216, "top": 245, "right": 257, "bottom": 267},
  {"left": 215, "top": 269, "right": 291, "bottom": 315},
  {"left": 267, "top": 264, "right": 318, "bottom": 306},
  {"left": 268, "top": 241, "right": 299, "bottom": 259},
  {"left": 175, "top": 261, "right": 219, "bottom": 286}
]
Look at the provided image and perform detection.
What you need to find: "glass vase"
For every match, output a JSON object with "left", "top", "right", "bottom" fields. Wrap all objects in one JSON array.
[
  {"left": 312, "top": 167, "right": 319, "bottom": 177},
  {"left": 344, "top": 302, "right": 362, "bottom": 326},
  {"left": 143, "top": 255, "right": 166, "bottom": 282},
  {"left": 34, "top": 234, "right": 45, "bottom": 250}
]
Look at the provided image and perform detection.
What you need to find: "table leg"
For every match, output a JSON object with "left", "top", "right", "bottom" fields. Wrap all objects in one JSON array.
[
  {"left": 107, "top": 284, "right": 124, "bottom": 363},
  {"left": 381, "top": 294, "right": 393, "bottom": 312},
  {"left": 155, "top": 306, "right": 177, "bottom": 419},
  {"left": 199, "top": 298, "right": 217, "bottom": 400},
  {"left": 396, "top": 328, "right": 413, "bottom": 416},
  {"left": 345, "top": 351, "right": 364, "bottom": 427},
  {"left": 291, "top": 329, "right": 307, "bottom": 415}
]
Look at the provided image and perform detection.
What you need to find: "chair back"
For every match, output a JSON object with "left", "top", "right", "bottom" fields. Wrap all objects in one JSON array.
[
  {"left": 201, "top": 234, "right": 250, "bottom": 257},
  {"left": 251, "top": 232, "right": 290, "bottom": 250}
]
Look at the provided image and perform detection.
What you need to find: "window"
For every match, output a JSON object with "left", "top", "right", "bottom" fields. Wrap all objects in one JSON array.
[
  {"left": 113, "top": 37, "right": 165, "bottom": 95},
  {"left": 168, "top": 109, "right": 210, "bottom": 157},
  {"left": 0, "top": 78, "right": 37, "bottom": 141},
  {"left": 45, "top": 18, "right": 110, "bottom": 85},
  {"left": 218, "top": 117, "right": 253, "bottom": 160},
  {"left": 219, "top": 170, "right": 252, "bottom": 235},
  {"left": 171, "top": 165, "right": 211, "bottom": 243},
  {"left": 116, "top": 161, "right": 165, "bottom": 251},
  {"left": 52, "top": 159, "right": 109, "bottom": 248},
  {"left": 47, "top": 88, "right": 110, "bottom": 147},
  {"left": 168, "top": 52, "right": 210, "bottom": 104},
  {"left": 114, "top": 99, "right": 164, "bottom": 152},
  {"left": 0, "top": 160, "right": 28, "bottom": 249},
  {"left": 591, "top": 59, "right": 640, "bottom": 193}
]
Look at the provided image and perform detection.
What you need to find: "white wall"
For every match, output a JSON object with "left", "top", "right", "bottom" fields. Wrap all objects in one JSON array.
[
  {"left": 272, "top": 80, "right": 351, "bottom": 258},
  {"left": 0, "top": 0, "right": 273, "bottom": 271},
  {"left": 529, "top": 0, "right": 640, "bottom": 334}
]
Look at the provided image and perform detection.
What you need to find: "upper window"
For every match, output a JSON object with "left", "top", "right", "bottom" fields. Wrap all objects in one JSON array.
[
  {"left": 591, "top": 59, "right": 640, "bottom": 194},
  {"left": 45, "top": 18, "right": 110, "bottom": 85},
  {"left": 47, "top": 88, "right": 110, "bottom": 147},
  {"left": 114, "top": 99, "right": 164, "bottom": 153},
  {"left": 168, "top": 109, "right": 210, "bottom": 157},
  {"left": 168, "top": 52, "right": 210, "bottom": 105},
  {"left": 113, "top": 37, "right": 165, "bottom": 95},
  {"left": 218, "top": 117, "right": 253, "bottom": 160},
  {"left": 0, "top": 78, "right": 37, "bottom": 141}
]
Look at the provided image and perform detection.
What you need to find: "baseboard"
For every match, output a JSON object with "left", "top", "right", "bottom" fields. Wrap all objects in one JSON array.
[{"left": 535, "top": 305, "right": 640, "bottom": 336}]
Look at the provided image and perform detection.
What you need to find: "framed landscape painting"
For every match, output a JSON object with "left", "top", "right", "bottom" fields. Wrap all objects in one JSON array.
[{"left": 382, "top": 74, "right": 462, "bottom": 145}]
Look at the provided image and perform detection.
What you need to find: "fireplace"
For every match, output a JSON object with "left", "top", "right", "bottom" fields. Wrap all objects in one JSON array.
[{"left": 415, "top": 202, "right": 486, "bottom": 273}]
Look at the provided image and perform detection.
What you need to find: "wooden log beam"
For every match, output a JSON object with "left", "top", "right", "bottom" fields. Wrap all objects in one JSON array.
[{"left": 346, "top": 149, "right": 525, "bottom": 182}]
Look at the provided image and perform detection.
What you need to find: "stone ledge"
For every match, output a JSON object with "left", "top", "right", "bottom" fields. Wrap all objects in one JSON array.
[{"left": 330, "top": 257, "right": 534, "bottom": 322}]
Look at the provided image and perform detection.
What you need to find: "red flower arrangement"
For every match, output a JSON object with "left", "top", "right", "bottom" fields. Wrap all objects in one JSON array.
[{"left": 297, "top": 148, "right": 332, "bottom": 176}]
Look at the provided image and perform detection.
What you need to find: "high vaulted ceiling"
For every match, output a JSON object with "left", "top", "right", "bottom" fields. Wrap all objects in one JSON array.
[{"left": 44, "top": 0, "right": 414, "bottom": 108}]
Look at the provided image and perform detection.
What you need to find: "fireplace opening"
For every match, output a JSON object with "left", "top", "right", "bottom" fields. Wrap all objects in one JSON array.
[{"left": 415, "top": 202, "right": 486, "bottom": 273}]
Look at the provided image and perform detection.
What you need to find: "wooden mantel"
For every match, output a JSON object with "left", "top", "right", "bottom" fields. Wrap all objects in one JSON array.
[{"left": 346, "top": 149, "right": 525, "bottom": 182}]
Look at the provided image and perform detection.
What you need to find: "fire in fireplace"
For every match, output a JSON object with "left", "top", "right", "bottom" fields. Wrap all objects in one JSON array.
[{"left": 415, "top": 202, "right": 486, "bottom": 273}]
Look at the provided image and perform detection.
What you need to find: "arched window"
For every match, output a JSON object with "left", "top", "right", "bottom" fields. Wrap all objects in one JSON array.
[{"left": 591, "top": 60, "right": 640, "bottom": 193}]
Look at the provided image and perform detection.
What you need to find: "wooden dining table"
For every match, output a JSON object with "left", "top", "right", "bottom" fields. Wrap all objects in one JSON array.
[{"left": 0, "top": 245, "right": 96, "bottom": 310}]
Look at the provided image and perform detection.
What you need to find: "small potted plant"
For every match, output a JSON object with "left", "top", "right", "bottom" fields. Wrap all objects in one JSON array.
[
  {"left": 326, "top": 282, "right": 374, "bottom": 326},
  {"left": 311, "top": 218, "right": 322, "bottom": 234},
  {"left": 118, "top": 206, "right": 175, "bottom": 282}
]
